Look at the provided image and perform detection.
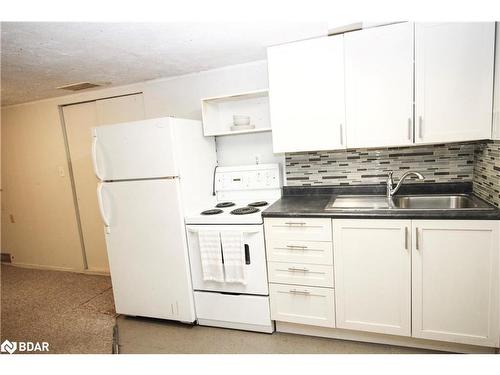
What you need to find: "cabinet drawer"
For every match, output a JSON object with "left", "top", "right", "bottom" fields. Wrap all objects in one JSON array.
[
  {"left": 267, "top": 261, "right": 334, "bottom": 288},
  {"left": 266, "top": 238, "right": 333, "bottom": 265},
  {"left": 269, "top": 283, "right": 335, "bottom": 328},
  {"left": 264, "top": 218, "right": 332, "bottom": 242}
]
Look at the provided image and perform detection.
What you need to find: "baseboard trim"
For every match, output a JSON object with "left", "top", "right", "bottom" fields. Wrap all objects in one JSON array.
[
  {"left": 5, "top": 261, "right": 77, "bottom": 272},
  {"left": 275, "top": 322, "right": 498, "bottom": 354},
  {"left": 3, "top": 262, "right": 110, "bottom": 276}
]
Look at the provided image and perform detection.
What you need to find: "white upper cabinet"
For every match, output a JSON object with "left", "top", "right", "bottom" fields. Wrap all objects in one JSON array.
[
  {"left": 345, "top": 22, "right": 414, "bottom": 148},
  {"left": 415, "top": 23, "right": 495, "bottom": 144},
  {"left": 267, "top": 35, "right": 346, "bottom": 153}
]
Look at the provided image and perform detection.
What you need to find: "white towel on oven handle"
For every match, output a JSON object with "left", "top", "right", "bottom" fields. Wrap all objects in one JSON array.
[
  {"left": 197, "top": 231, "right": 224, "bottom": 283},
  {"left": 220, "top": 231, "right": 246, "bottom": 284}
]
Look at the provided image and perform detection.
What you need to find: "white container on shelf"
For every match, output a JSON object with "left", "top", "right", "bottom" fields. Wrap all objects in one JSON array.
[
  {"left": 201, "top": 89, "right": 271, "bottom": 136},
  {"left": 233, "top": 115, "right": 251, "bottom": 126}
]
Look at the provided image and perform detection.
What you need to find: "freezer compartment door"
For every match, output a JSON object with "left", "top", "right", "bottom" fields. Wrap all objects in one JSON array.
[
  {"left": 100, "top": 179, "right": 195, "bottom": 321},
  {"left": 92, "top": 117, "right": 178, "bottom": 181}
]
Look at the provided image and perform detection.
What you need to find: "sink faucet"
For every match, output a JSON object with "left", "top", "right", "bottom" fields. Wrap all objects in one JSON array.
[{"left": 386, "top": 171, "right": 424, "bottom": 198}]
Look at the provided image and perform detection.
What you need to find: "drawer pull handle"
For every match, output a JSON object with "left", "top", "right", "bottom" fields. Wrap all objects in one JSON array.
[
  {"left": 287, "top": 267, "right": 310, "bottom": 272},
  {"left": 286, "top": 245, "right": 308, "bottom": 249},
  {"left": 284, "top": 222, "right": 306, "bottom": 226},
  {"left": 289, "top": 289, "right": 310, "bottom": 295}
]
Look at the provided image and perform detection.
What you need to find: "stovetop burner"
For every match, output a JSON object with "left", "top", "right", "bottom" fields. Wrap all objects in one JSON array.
[
  {"left": 230, "top": 207, "right": 260, "bottom": 215},
  {"left": 215, "top": 202, "right": 235, "bottom": 208},
  {"left": 248, "top": 201, "right": 268, "bottom": 207},
  {"left": 201, "top": 208, "right": 223, "bottom": 215}
]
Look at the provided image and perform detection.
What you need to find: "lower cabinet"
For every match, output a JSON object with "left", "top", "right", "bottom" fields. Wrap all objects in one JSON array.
[
  {"left": 333, "top": 219, "right": 412, "bottom": 336},
  {"left": 412, "top": 220, "right": 499, "bottom": 347},
  {"left": 269, "top": 283, "right": 335, "bottom": 328},
  {"left": 266, "top": 217, "right": 500, "bottom": 348},
  {"left": 264, "top": 217, "right": 335, "bottom": 328}
]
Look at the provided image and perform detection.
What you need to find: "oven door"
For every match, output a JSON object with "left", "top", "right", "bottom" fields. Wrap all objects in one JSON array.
[{"left": 186, "top": 224, "right": 269, "bottom": 295}]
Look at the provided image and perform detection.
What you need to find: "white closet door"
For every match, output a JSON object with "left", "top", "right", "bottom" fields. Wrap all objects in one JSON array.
[
  {"left": 415, "top": 23, "right": 495, "bottom": 143},
  {"left": 267, "top": 35, "right": 346, "bottom": 153},
  {"left": 63, "top": 93, "right": 145, "bottom": 272},
  {"left": 345, "top": 22, "right": 414, "bottom": 148},
  {"left": 96, "top": 94, "right": 145, "bottom": 125},
  {"left": 101, "top": 179, "right": 195, "bottom": 321}
]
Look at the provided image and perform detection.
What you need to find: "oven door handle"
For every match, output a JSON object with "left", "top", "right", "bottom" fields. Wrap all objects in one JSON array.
[{"left": 186, "top": 229, "right": 259, "bottom": 234}]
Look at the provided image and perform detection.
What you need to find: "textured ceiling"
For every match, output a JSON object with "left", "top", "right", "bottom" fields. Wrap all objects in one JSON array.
[{"left": 0, "top": 22, "right": 327, "bottom": 106}]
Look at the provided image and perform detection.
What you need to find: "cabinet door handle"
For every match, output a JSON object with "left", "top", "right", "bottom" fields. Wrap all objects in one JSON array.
[
  {"left": 284, "top": 222, "right": 306, "bottom": 226},
  {"left": 286, "top": 245, "right": 308, "bottom": 250},
  {"left": 404, "top": 226, "right": 409, "bottom": 250},
  {"left": 415, "top": 227, "right": 419, "bottom": 250},
  {"left": 340, "top": 124, "right": 344, "bottom": 145},
  {"left": 407, "top": 118, "right": 412, "bottom": 140},
  {"left": 289, "top": 289, "right": 311, "bottom": 295},
  {"left": 287, "top": 267, "right": 310, "bottom": 272},
  {"left": 418, "top": 116, "right": 423, "bottom": 139}
]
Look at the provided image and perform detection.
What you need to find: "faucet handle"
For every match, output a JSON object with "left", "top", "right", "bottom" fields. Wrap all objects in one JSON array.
[{"left": 387, "top": 171, "right": 393, "bottom": 179}]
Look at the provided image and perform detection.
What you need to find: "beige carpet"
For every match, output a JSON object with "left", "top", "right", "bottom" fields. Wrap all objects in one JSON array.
[
  {"left": 0, "top": 264, "right": 116, "bottom": 354},
  {"left": 116, "top": 316, "right": 437, "bottom": 354}
]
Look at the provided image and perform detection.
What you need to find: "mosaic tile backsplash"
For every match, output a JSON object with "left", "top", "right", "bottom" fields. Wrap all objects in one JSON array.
[
  {"left": 285, "top": 143, "right": 476, "bottom": 186},
  {"left": 473, "top": 140, "right": 500, "bottom": 207}
]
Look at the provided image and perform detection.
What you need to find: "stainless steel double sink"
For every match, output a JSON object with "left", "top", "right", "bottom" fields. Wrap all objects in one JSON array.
[{"left": 325, "top": 194, "right": 494, "bottom": 211}]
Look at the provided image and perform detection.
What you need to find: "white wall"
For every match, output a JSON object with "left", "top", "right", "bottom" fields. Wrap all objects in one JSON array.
[
  {"left": 1, "top": 59, "right": 282, "bottom": 270},
  {"left": 142, "top": 60, "right": 283, "bottom": 167},
  {"left": 1, "top": 102, "right": 85, "bottom": 270}
]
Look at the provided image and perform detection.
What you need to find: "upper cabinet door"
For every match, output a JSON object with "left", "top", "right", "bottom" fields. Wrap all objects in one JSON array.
[
  {"left": 415, "top": 23, "right": 495, "bottom": 144},
  {"left": 267, "top": 35, "right": 346, "bottom": 153},
  {"left": 345, "top": 22, "right": 414, "bottom": 148}
]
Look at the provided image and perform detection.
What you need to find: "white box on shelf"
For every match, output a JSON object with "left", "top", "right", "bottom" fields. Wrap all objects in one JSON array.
[{"left": 201, "top": 89, "right": 271, "bottom": 136}]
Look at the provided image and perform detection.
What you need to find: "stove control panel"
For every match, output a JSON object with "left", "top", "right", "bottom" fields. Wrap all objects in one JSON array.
[{"left": 215, "top": 164, "right": 281, "bottom": 192}]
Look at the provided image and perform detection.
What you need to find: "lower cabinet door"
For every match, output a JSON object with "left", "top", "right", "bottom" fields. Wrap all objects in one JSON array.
[
  {"left": 269, "top": 283, "right": 335, "bottom": 328},
  {"left": 333, "top": 219, "right": 411, "bottom": 336},
  {"left": 412, "top": 220, "right": 500, "bottom": 347}
]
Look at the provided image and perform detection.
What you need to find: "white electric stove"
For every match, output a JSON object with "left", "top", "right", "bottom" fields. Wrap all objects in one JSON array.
[{"left": 184, "top": 164, "right": 281, "bottom": 333}]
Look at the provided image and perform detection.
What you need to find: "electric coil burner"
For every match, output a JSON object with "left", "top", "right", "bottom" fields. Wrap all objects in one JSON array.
[
  {"left": 215, "top": 202, "right": 235, "bottom": 208},
  {"left": 230, "top": 207, "right": 259, "bottom": 215},
  {"left": 201, "top": 208, "right": 223, "bottom": 215},
  {"left": 248, "top": 201, "right": 268, "bottom": 207}
]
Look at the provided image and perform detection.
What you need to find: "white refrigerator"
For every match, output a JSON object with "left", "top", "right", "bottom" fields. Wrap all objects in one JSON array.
[{"left": 92, "top": 117, "right": 217, "bottom": 322}]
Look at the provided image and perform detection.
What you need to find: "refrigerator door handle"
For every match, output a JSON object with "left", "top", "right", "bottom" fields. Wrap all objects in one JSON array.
[
  {"left": 97, "top": 183, "right": 111, "bottom": 233},
  {"left": 91, "top": 129, "right": 104, "bottom": 181}
]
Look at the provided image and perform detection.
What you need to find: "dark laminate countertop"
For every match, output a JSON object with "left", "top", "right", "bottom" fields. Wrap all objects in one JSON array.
[{"left": 262, "top": 182, "right": 500, "bottom": 220}]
